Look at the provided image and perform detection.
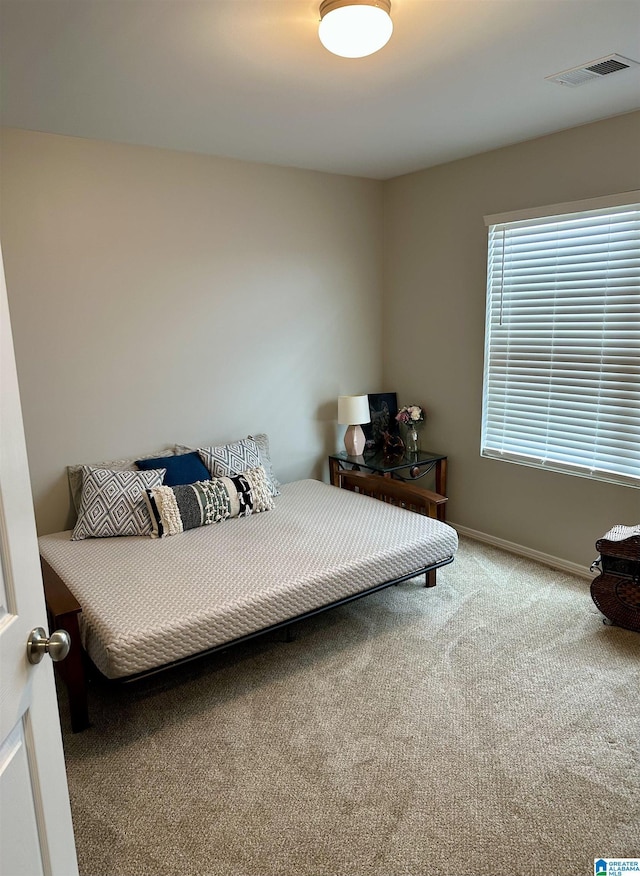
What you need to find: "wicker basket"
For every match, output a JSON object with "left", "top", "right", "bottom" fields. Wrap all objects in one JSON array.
[{"left": 591, "top": 524, "right": 640, "bottom": 632}]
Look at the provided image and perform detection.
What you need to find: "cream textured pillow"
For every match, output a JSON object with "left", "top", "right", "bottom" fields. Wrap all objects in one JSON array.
[
  {"left": 248, "top": 433, "right": 281, "bottom": 494},
  {"left": 144, "top": 466, "right": 274, "bottom": 538}
]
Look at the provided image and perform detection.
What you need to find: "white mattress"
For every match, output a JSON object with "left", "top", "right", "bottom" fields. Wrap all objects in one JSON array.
[{"left": 38, "top": 479, "right": 458, "bottom": 679}]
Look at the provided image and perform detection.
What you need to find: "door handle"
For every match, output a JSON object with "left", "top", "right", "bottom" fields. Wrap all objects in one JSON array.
[{"left": 26, "top": 627, "right": 71, "bottom": 664}]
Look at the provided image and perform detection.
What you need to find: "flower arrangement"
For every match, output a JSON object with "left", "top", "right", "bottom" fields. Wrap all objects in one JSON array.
[{"left": 396, "top": 404, "right": 424, "bottom": 426}]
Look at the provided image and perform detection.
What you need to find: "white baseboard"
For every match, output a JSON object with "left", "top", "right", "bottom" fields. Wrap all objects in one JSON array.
[{"left": 448, "top": 521, "right": 592, "bottom": 580}]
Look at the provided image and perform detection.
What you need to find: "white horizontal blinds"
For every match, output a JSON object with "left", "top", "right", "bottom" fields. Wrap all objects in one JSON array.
[{"left": 482, "top": 201, "right": 640, "bottom": 488}]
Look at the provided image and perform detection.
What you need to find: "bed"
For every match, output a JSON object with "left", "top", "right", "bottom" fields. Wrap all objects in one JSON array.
[{"left": 39, "top": 470, "right": 458, "bottom": 732}]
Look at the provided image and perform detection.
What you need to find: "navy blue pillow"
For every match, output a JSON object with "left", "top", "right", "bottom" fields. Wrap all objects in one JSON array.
[{"left": 135, "top": 452, "right": 210, "bottom": 487}]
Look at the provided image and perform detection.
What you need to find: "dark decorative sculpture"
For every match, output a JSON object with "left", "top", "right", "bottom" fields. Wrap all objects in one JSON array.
[{"left": 381, "top": 430, "right": 404, "bottom": 460}]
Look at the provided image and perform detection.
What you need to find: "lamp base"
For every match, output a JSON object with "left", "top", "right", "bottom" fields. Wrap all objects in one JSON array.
[{"left": 344, "top": 424, "right": 366, "bottom": 456}]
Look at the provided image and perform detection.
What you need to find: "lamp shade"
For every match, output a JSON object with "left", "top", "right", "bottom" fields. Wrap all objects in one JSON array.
[
  {"left": 338, "top": 394, "right": 370, "bottom": 426},
  {"left": 319, "top": 0, "right": 393, "bottom": 59}
]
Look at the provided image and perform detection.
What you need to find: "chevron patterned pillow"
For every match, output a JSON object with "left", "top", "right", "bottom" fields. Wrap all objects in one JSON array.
[
  {"left": 71, "top": 467, "right": 166, "bottom": 540},
  {"left": 67, "top": 447, "right": 176, "bottom": 514},
  {"left": 197, "top": 438, "right": 267, "bottom": 487},
  {"left": 176, "top": 435, "right": 281, "bottom": 496}
]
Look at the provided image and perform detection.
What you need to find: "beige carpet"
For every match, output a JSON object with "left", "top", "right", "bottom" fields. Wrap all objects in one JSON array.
[{"left": 59, "top": 536, "right": 640, "bottom": 876}]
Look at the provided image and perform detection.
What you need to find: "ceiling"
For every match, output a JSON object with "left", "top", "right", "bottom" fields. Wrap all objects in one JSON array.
[{"left": 1, "top": 0, "right": 639, "bottom": 180}]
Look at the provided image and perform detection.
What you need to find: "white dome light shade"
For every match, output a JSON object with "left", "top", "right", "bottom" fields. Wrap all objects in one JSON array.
[{"left": 319, "top": 1, "right": 393, "bottom": 59}]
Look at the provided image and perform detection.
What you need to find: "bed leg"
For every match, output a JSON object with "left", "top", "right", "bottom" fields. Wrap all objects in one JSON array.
[{"left": 425, "top": 569, "right": 437, "bottom": 588}]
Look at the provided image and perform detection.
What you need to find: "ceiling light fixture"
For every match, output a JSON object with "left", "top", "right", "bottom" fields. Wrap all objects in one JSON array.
[{"left": 319, "top": 0, "right": 393, "bottom": 59}]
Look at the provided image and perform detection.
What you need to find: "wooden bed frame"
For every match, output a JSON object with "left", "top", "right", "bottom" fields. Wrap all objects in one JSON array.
[{"left": 42, "top": 472, "right": 451, "bottom": 732}]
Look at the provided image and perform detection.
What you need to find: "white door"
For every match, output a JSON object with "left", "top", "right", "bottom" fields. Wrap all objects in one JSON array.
[{"left": 0, "top": 248, "right": 79, "bottom": 875}]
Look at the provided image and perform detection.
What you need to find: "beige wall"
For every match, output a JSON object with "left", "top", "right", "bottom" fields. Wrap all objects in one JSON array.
[
  {"left": 383, "top": 111, "right": 640, "bottom": 567},
  {"left": 0, "top": 129, "right": 384, "bottom": 534},
  {"left": 2, "top": 116, "right": 638, "bottom": 565}
]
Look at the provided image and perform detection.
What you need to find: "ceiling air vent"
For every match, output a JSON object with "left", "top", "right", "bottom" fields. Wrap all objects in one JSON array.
[{"left": 546, "top": 53, "right": 640, "bottom": 87}]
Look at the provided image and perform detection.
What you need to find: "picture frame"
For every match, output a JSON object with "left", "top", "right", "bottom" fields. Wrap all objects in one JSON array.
[{"left": 362, "top": 392, "right": 399, "bottom": 451}]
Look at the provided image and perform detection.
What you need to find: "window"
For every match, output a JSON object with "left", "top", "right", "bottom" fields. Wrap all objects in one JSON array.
[{"left": 481, "top": 192, "right": 640, "bottom": 489}]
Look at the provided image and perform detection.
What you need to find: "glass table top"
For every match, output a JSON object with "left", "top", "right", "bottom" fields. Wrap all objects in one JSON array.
[{"left": 329, "top": 448, "right": 446, "bottom": 475}]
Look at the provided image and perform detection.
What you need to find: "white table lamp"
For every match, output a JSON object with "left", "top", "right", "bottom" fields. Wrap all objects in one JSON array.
[{"left": 338, "top": 394, "right": 370, "bottom": 456}]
